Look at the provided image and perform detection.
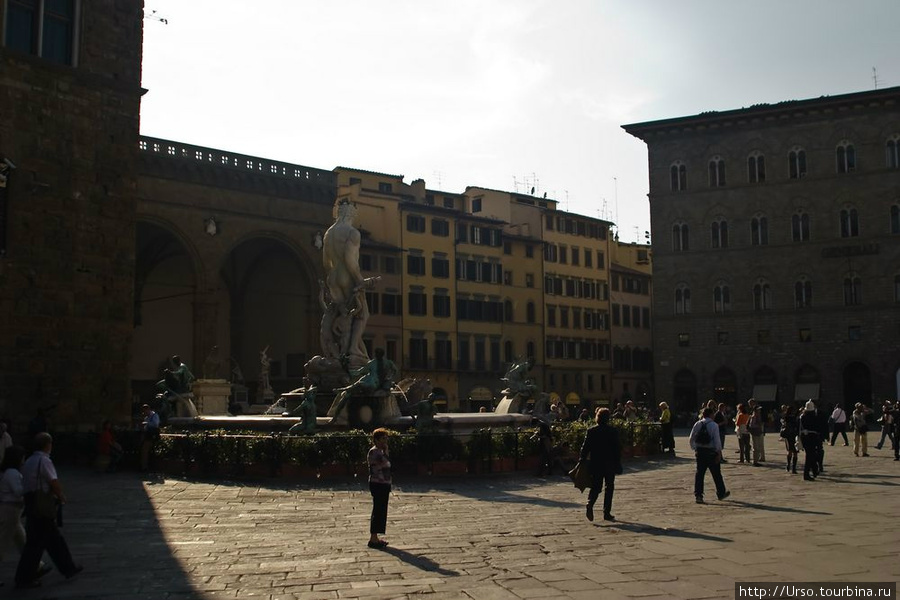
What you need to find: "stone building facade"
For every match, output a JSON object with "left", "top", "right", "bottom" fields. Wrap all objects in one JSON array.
[
  {"left": 624, "top": 87, "right": 900, "bottom": 414},
  {"left": 609, "top": 241, "right": 653, "bottom": 408},
  {"left": 0, "top": 0, "right": 144, "bottom": 428}
]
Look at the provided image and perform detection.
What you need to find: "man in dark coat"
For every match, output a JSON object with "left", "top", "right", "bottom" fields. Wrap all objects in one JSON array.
[{"left": 579, "top": 408, "right": 622, "bottom": 522}]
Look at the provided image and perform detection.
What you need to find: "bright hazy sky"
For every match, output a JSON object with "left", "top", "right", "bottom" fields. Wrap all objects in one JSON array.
[{"left": 140, "top": 1, "right": 900, "bottom": 243}]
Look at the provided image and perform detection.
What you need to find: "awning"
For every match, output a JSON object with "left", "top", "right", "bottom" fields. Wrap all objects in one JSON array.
[
  {"left": 751, "top": 384, "right": 778, "bottom": 403},
  {"left": 794, "top": 383, "right": 820, "bottom": 401}
]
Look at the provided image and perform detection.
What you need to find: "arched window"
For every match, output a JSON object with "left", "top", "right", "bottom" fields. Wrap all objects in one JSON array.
[
  {"left": 751, "top": 215, "right": 769, "bottom": 245},
  {"left": 886, "top": 135, "right": 900, "bottom": 169},
  {"left": 840, "top": 207, "right": 859, "bottom": 238},
  {"left": 794, "top": 278, "right": 812, "bottom": 309},
  {"left": 675, "top": 284, "right": 691, "bottom": 314},
  {"left": 748, "top": 152, "right": 766, "bottom": 183},
  {"left": 788, "top": 146, "right": 807, "bottom": 179},
  {"left": 843, "top": 274, "right": 862, "bottom": 306},
  {"left": 670, "top": 161, "right": 687, "bottom": 191},
  {"left": 753, "top": 280, "right": 772, "bottom": 311},
  {"left": 708, "top": 156, "right": 726, "bottom": 187},
  {"left": 711, "top": 219, "right": 728, "bottom": 248},
  {"left": 891, "top": 205, "right": 900, "bottom": 235},
  {"left": 526, "top": 301, "right": 535, "bottom": 323},
  {"left": 713, "top": 283, "right": 731, "bottom": 313},
  {"left": 504, "top": 299, "right": 513, "bottom": 322},
  {"left": 672, "top": 222, "right": 689, "bottom": 251},
  {"left": 836, "top": 140, "right": 856, "bottom": 173},
  {"left": 792, "top": 212, "right": 810, "bottom": 242}
]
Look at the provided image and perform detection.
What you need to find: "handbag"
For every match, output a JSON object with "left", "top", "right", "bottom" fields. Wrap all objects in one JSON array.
[{"left": 568, "top": 459, "right": 591, "bottom": 493}]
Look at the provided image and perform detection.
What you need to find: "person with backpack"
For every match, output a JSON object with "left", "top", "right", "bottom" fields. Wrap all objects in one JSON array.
[{"left": 689, "top": 407, "right": 729, "bottom": 504}]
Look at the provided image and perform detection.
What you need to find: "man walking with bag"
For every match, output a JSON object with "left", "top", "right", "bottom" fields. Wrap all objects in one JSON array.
[
  {"left": 579, "top": 408, "right": 622, "bottom": 522},
  {"left": 690, "top": 408, "right": 729, "bottom": 504},
  {"left": 15, "top": 433, "right": 82, "bottom": 588}
]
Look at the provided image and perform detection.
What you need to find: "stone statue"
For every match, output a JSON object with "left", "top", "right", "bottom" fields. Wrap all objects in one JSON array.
[
  {"left": 414, "top": 392, "right": 438, "bottom": 431},
  {"left": 202, "top": 345, "right": 222, "bottom": 379},
  {"left": 501, "top": 357, "right": 538, "bottom": 400},
  {"left": 321, "top": 199, "right": 379, "bottom": 367},
  {"left": 288, "top": 383, "right": 318, "bottom": 434},
  {"left": 396, "top": 378, "right": 432, "bottom": 415},
  {"left": 327, "top": 348, "right": 398, "bottom": 423},
  {"left": 259, "top": 346, "right": 273, "bottom": 394},
  {"left": 230, "top": 357, "right": 245, "bottom": 384},
  {"left": 155, "top": 355, "right": 198, "bottom": 417}
]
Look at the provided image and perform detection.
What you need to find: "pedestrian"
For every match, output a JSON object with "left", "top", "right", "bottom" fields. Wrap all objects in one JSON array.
[
  {"left": 97, "top": 421, "right": 123, "bottom": 473},
  {"left": 814, "top": 400, "right": 829, "bottom": 473},
  {"left": 799, "top": 401, "right": 821, "bottom": 480},
  {"left": 532, "top": 418, "right": 564, "bottom": 476},
  {"left": 659, "top": 402, "right": 675, "bottom": 454},
  {"left": 875, "top": 401, "right": 894, "bottom": 450},
  {"left": 780, "top": 405, "right": 799, "bottom": 474},
  {"left": 734, "top": 403, "right": 751, "bottom": 464},
  {"left": 851, "top": 403, "right": 872, "bottom": 457},
  {"left": 749, "top": 406, "right": 766, "bottom": 466},
  {"left": 891, "top": 403, "right": 900, "bottom": 462},
  {"left": 829, "top": 403, "right": 849, "bottom": 446},
  {"left": 15, "top": 433, "right": 82, "bottom": 588},
  {"left": 622, "top": 401, "right": 637, "bottom": 422},
  {"left": 690, "top": 408, "right": 729, "bottom": 504},
  {"left": 579, "top": 408, "right": 622, "bottom": 522},
  {"left": 140, "top": 404, "right": 160, "bottom": 471},
  {"left": 366, "top": 428, "right": 391, "bottom": 549},
  {"left": 714, "top": 403, "right": 729, "bottom": 462}
]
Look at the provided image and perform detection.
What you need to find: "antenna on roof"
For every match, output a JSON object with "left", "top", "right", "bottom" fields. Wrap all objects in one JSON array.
[
  {"left": 145, "top": 9, "right": 168, "bottom": 24},
  {"left": 433, "top": 170, "right": 443, "bottom": 188},
  {"left": 873, "top": 67, "right": 880, "bottom": 90}
]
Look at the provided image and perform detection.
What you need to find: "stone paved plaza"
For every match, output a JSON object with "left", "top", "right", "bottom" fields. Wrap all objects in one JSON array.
[{"left": 3, "top": 432, "right": 899, "bottom": 599}]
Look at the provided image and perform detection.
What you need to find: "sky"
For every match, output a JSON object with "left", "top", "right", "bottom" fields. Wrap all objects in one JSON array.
[{"left": 140, "top": 0, "right": 900, "bottom": 244}]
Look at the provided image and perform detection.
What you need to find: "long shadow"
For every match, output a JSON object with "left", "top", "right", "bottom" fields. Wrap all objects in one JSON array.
[
  {"left": 606, "top": 520, "right": 732, "bottom": 543},
  {"left": 824, "top": 472, "right": 900, "bottom": 480},
  {"left": 379, "top": 546, "right": 460, "bottom": 576},
  {"left": 727, "top": 499, "right": 831, "bottom": 515},
  {"left": 822, "top": 478, "right": 900, "bottom": 487}
]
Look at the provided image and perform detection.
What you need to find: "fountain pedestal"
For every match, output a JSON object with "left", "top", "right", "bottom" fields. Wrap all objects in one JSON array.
[{"left": 193, "top": 379, "right": 232, "bottom": 415}]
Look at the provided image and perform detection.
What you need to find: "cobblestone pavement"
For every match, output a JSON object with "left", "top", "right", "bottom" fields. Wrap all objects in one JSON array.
[{"left": 3, "top": 432, "right": 899, "bottom": 599}]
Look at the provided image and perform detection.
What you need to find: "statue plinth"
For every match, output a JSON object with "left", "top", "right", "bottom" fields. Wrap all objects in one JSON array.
[{"left": 193, "top": 379, "right": 232, "bottom": 415}]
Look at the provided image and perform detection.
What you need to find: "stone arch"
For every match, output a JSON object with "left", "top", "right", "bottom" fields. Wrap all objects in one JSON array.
[
  {"left": 131, "top": 218, "right": 202, "bottom": 398},
  {"left": 220, "top": 233, "right": 319, "bottom": 401},
  {"left": 842, "top": 361, "right": 872, "bottom": 407}
]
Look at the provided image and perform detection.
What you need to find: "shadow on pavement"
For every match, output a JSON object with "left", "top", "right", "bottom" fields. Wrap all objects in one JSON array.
[
  {"left": 824, "top": 472, "right": 900, "bottom": 480},
  {"left": 379, "top": 546, "right": 460, "bottom": 576},
  {"left": 606, "top": 520, "right": 731, "bottom": 543},
  {"left": 1, "top": 468, "right": 196, "bottom": 599},
  {"left": 727, "top": 499, "right": 831, "bottom": 515}
]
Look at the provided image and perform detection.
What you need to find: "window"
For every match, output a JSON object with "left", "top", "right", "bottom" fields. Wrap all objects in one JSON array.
[
  {"left": 378, "top": 182, "right": 393, "bottom": 193},
  {"left": 526, "top": 302, "right": 535, "bottom": 323},
  {"left": 713, "top": 284, "right": 731, "bottom": 313},
  {"left": 573, "top": 308, "right": 581, "bottom": 329},
  {"left": 456, "top": 222, "right": 468, "bottom": 243},
  {"left": 674, "top": 285, "right": 691, "bottom": 314},
  {"left": 560, "top": 307, "right": 569, "bottom": 328},
  {"left": 433, "top": 294, "right": 451, "bottom": 318},
  {"left": 504, "top": 299, "right": 513, "bottom": 322},
  {"left": 458, "top": 338, "right": 470, "bottom": 370},
  {"left": 381, "top": 293, "right": 402, "bottom": 315},
  {"left": 717, "top": 332, "right": 729, "bottom": 345},
  {"left": 612, "top": 304, "right": 621, "bottom": 326},
  {"left": 544, "top": 244, "right": 558, "bottom": 263},
  {"left": 432, "top": 219, "right": 450, "bottom": 236},
  {"left": 503, "top": 241, "right": 512, "bottom": 255},
  {"left": 547, "top": 305, "right": 556, "bottom": 327},
  {"left": 891, "top": 205, "right": 900, "bottom": 234},
  {"left": 432, "top": 256, "right": 450, "bottom": 278},
  {"left": 408, "top": 291, "right": 427, "bottom": 316},
  {"left": 504, "top": 340, "right": 513, "bottom": 364},
  {"left": 711, "top": 219, "right": 728, "bottom": 249},
  {"left": 385, "top": 340, "right": 398, "bottom": 362},
  {"left": 584, "top": 251, "right": 593, "bottom": 268},
  {"left": 895, "top": 274, "right": 900, "bottom": 302},
  {"left": 365, "top": 291, "right": 379, "bottom": 314},
  {"left": 642, "top": 307, "right": 650, "bottom": 329},
  {"left": 622, "top": 305, "right": 631, "bottom": 327},
  {"left": 751, "top": 215, "right": 768, "bottom": 246},
  {"left": 597, "top": 250, "right": 605, "bottom": 269},
  {"left": 792, "top": 212, "right": 810, "bottom": 242},
  {"left": 525, "top": 245, "right": 534, "bottom": 258},
  {"left": 794, "top": 279, "right": 812, "bottom": 309},
  {"left": 848, "top": 326, "right": 862, "bottom": 341},
  {"left": 670, "top": 161, "right": 687, "bottom": 191},
  {"left": 360, "top": 254, "right": 373, "bottom": 271},
  {"left": 471, "top": 197, "right": 482, "bottom": 213},
  {"left": 503, "top": 270, "right": 512, "bottom": 286},
  {"left": 840, "top": 207, "right": 859, "bottom": 238},
  {"left": 425, "top": 194, "right": 435, "bottom": 205},
  {"left": 753, "top": 281, "right": 772, "bottom": 311},
  {"left": 843, "top": 275, "right": 862, "bottom": 306},
  {"left": 887, "top": 136, "right": 900, "bottom": 169},
  {"left": 406, "top": 214, "right": 426, "bottom": 233},
  {"left": 435, "top": 339, "right": 452, "bottom": 369},
  {"left": 708, "top": 156, "right": 726, "bottom": 187},
  {"left": 632, "top": 306, "right": 641, "bottom": 328},
  {"left": 525, "top": 273, "right": 534, "bottom": 288},
  {"left": 443, "top": 196, "right": 455, "bottom": 209},
  {"left": 559, "top": 246, "right": 568, "bottom": 265},
  {"left": 407, "top": 255, "right": 426, "bottom": 276},
  {"left": 748, "top": 152, "right": 766, "bottom": 183},
  {"left": 757, "top": 330, "right": 771, "bottom": 344},
  {"left": 349, "top": 177, "right": 362, "bottom": 186},
  {"left": 5, "top": 0, "right": 77, "bottom": 65},
  {"left": 474, "top": 339, "right": 486, "bottom": 371},
  {"left": 490, "top": 339, "right": 501, "bottom": 372},
  {"left": 836, "top": 141, "right": 856, "bottom": 173},
  {"left": 789, "top": 147, "right": 807, "bottom": 179},
  {"left": 409, "top": 338, "right": 427, "bottom": 369},
  {"left": 678, "top": 333, "right": 690, "bottom": 347},
  {"left": 571, "top": 247, "right": 580, "bottom": 266},
  {"left": 799, "top": 329, "right": 812, "bottom": 343},
  {"left": 672, "top": 223, "right": 689, "bottom": 251}
]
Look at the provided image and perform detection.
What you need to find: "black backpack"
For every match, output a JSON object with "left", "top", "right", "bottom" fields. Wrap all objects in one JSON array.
[{"left": 695, "top": 421, "right": 711, "bottom": 444}]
